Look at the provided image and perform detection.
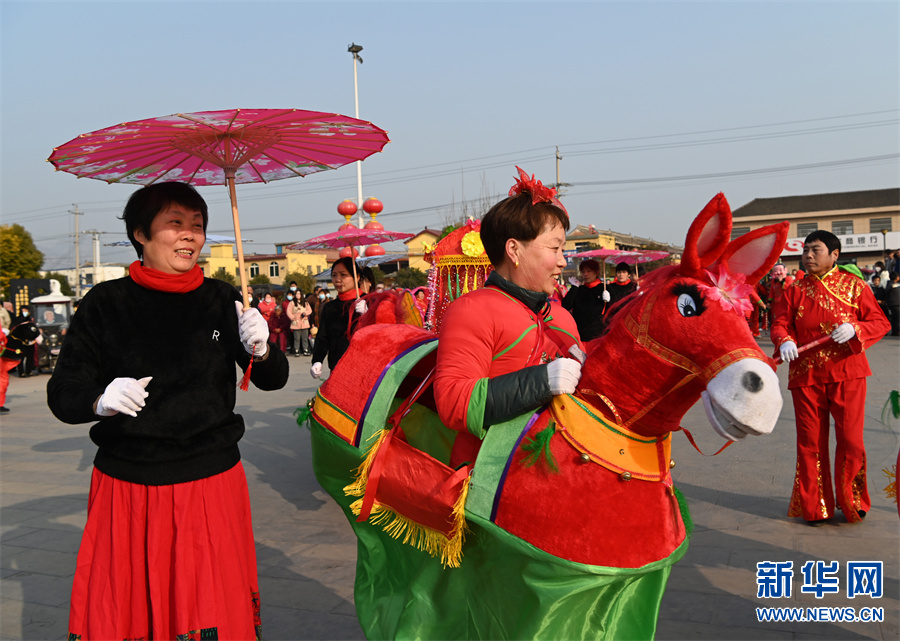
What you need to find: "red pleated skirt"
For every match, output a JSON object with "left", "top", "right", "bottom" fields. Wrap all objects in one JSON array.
[{"left": 68, "top": 462, "right": 261, "bottom": 641}]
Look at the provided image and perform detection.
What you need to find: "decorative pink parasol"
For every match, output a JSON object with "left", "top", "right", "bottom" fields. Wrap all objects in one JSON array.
[
  {"left": 48, "top": 108, "right": 390, "bottom": 307},
  {"left": 288, "top": 228, "right": 414, "bottom": 299}
]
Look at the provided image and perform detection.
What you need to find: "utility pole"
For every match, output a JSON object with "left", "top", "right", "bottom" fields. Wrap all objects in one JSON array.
[
  {"left": 349, "top": 43, "right": 365, "bottom": 228},
  {"left": 84, "top": 230, "right": 104, "bottom": 288},
  {"left": 555, "top": 147, "right": 571, "bottom": 197},
  {"left": 71, "top": 204, "right": 83, "bottom": 297}
]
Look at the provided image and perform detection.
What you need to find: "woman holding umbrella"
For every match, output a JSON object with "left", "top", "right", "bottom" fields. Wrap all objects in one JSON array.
[
  {"left": 434, "top": 167, "right": 585, "bottom": 468},
  {"left": 310, "top": 256, "right": 363, "bottom": 378},
  {"left": 47, "top": 182, "right": 289, "bottom": 641}
]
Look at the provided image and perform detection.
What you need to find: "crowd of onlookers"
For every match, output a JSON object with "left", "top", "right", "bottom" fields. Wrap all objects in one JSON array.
[{"left": 867, "top": 250, "right": 900, "bottom": 336}]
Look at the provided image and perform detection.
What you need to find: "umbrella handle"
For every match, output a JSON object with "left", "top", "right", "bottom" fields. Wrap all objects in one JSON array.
[{"left": 227, "top": 175, "right": 251, "bottom": 309}]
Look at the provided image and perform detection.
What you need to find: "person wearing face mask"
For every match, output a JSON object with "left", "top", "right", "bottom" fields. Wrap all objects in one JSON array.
[
  {"left": 257, "top": 292, "right": 276, "bottom": 321},
  {"left": 11, "top": 306, "right": 39, "bottom": 377},
  {"left": 434, "top": 168, "right": 584, "bottom": 468},
  {"left": 47, "top": 182, "right": 289, "bottom": 640},
  {"left": 310, "top": 258, "right": 362, "bottom": 378},
  {"left": 287, "top": 291, "right": 313, "bottom": 356}
]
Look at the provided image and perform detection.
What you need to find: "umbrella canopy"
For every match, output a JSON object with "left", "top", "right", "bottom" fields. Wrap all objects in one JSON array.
[
  {"left": 289, "top": 228, "right": 414, "bottom": 298},
  {"left": 105, "top": 233, "right": 241, "bottom": 247},
  {"left": 48, "top": 108, "right": 390, "bottom": 306}
]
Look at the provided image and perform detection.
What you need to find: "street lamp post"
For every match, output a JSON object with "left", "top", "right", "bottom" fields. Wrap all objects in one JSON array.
[
  {"left": 882, "top": 229, "right": 888, "bottom": 266},
  {"left": 349, "top": 43, "right": 364, "bottom": 229}
]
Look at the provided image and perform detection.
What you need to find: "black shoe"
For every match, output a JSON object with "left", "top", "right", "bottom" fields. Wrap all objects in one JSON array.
[
  {"left": 807, "top": 519, "right": 827, "bottom": 527},
  {"left": 0, "top": 406, "right": 9, "bottom": 413},
  {"left": 857, "top": 510, "right": 866, "bottom": 519}
]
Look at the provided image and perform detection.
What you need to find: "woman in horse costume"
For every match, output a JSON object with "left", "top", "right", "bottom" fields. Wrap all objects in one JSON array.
[{"left": 303, "top": 176, "right": 788, "bottom": 640}]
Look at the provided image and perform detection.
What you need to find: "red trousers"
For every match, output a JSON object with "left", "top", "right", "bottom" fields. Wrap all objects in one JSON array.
[
  {"left": 788, "top": 378, "right": 870, "bottom": 522},
  {"left": 0, "top": 358, "right": 19, "bottom": 407}
]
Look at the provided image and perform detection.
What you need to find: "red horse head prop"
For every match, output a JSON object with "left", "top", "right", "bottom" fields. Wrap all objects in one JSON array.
[{"left": 580, "top": 193, "right": 789, "bottom": 441}]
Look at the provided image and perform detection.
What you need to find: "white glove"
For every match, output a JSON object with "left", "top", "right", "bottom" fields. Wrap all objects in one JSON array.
[
  {"left": 831, "top": 323, "right": 856, "bottom": 344},
  {"left": 96, "top": 377, "right": 152, "bottom": 417},
  {"left": 35, "top": 333, "right": 44, "bottom": 345},
  {"left": 602, "top": 290, "right": 611, "bottom": 303},
  {"left": 235, "top": 302, "right": 268, "bottom": 358},
  {"left": 547, "top": 358, "right": 582, "bottom": 395},
  {"left": 310, "top": 362, "right": 323, "bottom": 379},
  {"left": 779, "top": 341, "right": 799, "bottom": 362},
  {"left": 568, "top": 344, "right": 586, "bottom": 365},
  {"left": 355, "top": 299, "right": 368, "bottom": 314}
]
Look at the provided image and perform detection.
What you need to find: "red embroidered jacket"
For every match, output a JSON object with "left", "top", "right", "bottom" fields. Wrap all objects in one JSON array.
[{"left": 771, "top": 268, "right": 890, "bottom": 388}]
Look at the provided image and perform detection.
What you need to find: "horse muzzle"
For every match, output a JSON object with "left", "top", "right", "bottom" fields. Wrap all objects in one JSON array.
[{"left": 701, "top": 359, "right": 782, "bottom": 441}]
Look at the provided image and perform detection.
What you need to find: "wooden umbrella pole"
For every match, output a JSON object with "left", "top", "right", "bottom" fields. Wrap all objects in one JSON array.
[
  {"left": 226, "top": 172, "right": 250, "bottom": 309},
  {"left": 351, "top": 248, "right": 360, "bottom": 300}
]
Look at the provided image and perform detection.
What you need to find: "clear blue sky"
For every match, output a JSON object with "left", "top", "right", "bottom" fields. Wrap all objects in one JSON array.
[{"left": 2, "top": 1, "right": 898, "bottom": 270}]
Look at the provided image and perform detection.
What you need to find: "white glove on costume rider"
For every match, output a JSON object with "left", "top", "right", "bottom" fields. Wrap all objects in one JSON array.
[
  {"left": 547, "top": 358, "right": 582, "bottom": 395},
  {"left": 602, "top": 290, "right": 611, "bottom": 303},
  {"left": 831, "top": 322, "right": 856, "bottom": 344},
  {"left": 567, "top": 344, "right": 586, "bottom": 365},
  {"left": 779, "top": 341, "right": 799, "bottom": 362},
  {"left": 355, "top": 299, "right": 368, "bottom": 315},
  {"left": 235, "top": 302, "right": 268, "bottom": 358},
  {"left": 96, "top": 377, "right": 152, "bottom": 417},
  {"left": 310, "top": 362, "right": 323, "bottom": 379}
]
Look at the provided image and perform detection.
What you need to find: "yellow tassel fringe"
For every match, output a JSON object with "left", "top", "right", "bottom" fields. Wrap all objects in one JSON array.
[
  {"left": 884, "top": 464, "right": 897, "bottom": 503},
  {"left": 343, "top": 427, "right": 470, "bottom": 568}
]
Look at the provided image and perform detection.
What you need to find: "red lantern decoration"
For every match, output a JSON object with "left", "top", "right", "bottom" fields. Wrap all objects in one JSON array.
[
  {"left": 364, "top": 219, "right": 384, "bottom": 231},
  {"left": 338, "top": 200, "right": 358, "bottom": 217},
  {"left": 338, "top": 222, "right": 356, "bottom": 231},
  {"left": 362, "top": 198, "right": 383, "bottom": 214},
  {"left": 365, "top": 244, "right": 386, "bottom": 257},
  {"left": 339, "top": 246, "right": 359, "bottom": 259}
]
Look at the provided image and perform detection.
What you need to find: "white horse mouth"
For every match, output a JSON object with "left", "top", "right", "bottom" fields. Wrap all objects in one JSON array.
[
  {"left": 702, "top": 391, "right": 753, "bottom": 441},
  {"left": 701, "top": 359, "right": 783, "bottom": 442}
]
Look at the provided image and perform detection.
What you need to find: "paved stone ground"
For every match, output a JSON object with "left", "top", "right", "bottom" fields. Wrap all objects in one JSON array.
[{"left": 1, "top": 335, "right": 897, "bottom": 640}]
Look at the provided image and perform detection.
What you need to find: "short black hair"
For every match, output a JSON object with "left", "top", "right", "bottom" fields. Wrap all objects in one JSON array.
[
  {"left": 579, "top": 259, "right": 600, "bottom": 272},
  {"left": 480, "top": 193, "right": 569, "bottom": 267},
  {"left": 120, "top": 182, "right": 209, "bottom": 259},
  {"left": 804, "top": 230, "right": 841, "bottom": 255}
]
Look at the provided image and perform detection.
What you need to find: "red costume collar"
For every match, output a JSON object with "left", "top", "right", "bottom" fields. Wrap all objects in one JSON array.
[
  {"left": 584, "top": 279, "right": 602, "bottom": 289},
  {"left": 129, "top": 260, "right": 204, "bottom": 293}
]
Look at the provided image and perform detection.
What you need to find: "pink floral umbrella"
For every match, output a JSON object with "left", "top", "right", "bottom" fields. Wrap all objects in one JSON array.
[
  {"left": 48, "top": 108, "right": 390, "bottom": 307},
  {"left": 288, "top": 228, "right": 414, "bottom": 299}
]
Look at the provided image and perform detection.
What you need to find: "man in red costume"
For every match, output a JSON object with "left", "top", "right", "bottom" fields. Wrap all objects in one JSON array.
[{"left": 771, "top": 231, "right": 890, "bottom": 526}]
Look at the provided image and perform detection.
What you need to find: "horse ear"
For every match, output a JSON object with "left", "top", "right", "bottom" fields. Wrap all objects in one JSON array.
[
  {"left": 680, "top": 193, "right": 732, "bottom": 276},
  {"left": 715, "top": 222, "right": 790, "bottom": 284}
]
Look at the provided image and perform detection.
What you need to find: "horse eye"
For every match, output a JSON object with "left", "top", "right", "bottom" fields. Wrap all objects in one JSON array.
[{"left": 677, "top": 293, "right": 700, "bottom": 317}]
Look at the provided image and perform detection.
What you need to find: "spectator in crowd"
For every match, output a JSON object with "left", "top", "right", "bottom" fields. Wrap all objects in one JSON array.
[
  {"left": 887, "top": 271, "right": 900, "bottom": 337},
  {"left": 245, "top": 285, "right": 259, "bottom": 309},
  {"left": 562, "top": 258, "right": 609, "bottom": 341},
  {"left": 288, "top": 293, "right": 313, "bottom": 356},
  {"left": 11, "top": 306, "right": 38, "bottom": 378},
  {"left": 267, "top": 304, "right": 290, "bottom": 353},
  {"left": 257, "top": 292, "right": 276, "bottom": 321},
  {"left": 310, "top": 257, "right": 362, "bottom": 378}
]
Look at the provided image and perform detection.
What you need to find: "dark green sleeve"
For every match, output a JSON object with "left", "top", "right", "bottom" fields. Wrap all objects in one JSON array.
[{"left": 482, "top": 364, "right": 551, "bottom": 428}]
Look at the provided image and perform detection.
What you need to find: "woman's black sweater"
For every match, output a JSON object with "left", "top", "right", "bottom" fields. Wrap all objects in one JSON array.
[
  {"left": 311, "top": 297, "right": 360, "bottom": 370},
  {"left": 47, "top": 276, "right": 289, "bottom": 485}
]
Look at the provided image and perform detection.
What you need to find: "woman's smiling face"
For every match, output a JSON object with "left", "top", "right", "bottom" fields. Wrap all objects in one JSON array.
[{"left": 136, "top": 204, "right": 205, "bottom": 274}]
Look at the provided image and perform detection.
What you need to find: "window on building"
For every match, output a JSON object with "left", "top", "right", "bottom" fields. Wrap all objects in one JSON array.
[
  {"left": 796, "top": 222, "right": 818, "bottom": 237},
  {"left": 249, "top": 263, "right": 259, "bottom": 277},
  {"left": 731, "top": 227, "right": 750, "bottom": 240},
  {"left": 235, "top": 267, "right": 240, "bottom": 276},
  {"left": 269, "top": 262, "right": 279, "bottom": 278},
  {"left": 831, "top": 220, "right": 853, "bottom": 236},
  {"left": 870, "top": 217, "right": 892, "bottom": 233},
  {"left": 306, "top": 266, "right": 312, "bottom": 275}
]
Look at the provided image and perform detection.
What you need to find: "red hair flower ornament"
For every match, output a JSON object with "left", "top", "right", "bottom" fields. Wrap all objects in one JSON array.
[
  {"left": 700, "top": 265, "right": 754, "bottom": 317},
  {"left": 509, "top": 166, "right": 568, "bottom": 217}
]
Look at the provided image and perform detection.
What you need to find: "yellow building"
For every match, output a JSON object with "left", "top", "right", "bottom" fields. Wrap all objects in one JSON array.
[
  {"left": 731, "top": 188, "right": 899, "bottom": 271},
  {"left": 197, "top": 243, "right": 329, "bottom": 285},
  {"left": 564, "top": 224, "right": 616, "bottom": 252},
  {"left": 405, "top": 228, "right": 442, "bottom": 272}
]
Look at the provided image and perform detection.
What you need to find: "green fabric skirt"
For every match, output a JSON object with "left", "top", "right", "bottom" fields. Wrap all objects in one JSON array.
[{"left": 309, "top": 420, "right": 690, "bottom": 641}]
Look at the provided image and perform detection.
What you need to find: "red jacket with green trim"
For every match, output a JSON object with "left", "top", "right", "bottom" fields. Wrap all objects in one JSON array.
[{"left": 434, "top": 272, "right": 581, "bottom": 466}]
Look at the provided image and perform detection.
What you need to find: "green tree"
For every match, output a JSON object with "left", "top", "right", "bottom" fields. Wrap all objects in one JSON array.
[
  {"left": 212, "top": 267, "right": 237, "bottom": 285},
  {"left": 42, "top": 272, "right": 75, "bottom": 296},
  {"left": 282, "top": 271, "right": 316, "bottom": 296},
  {"left": 0, "top": 224, "right": 44, "bottom": 295},
  {"left": 370, "top": 266, "right": 386, "bottom": 285},
  {"left": 250, "top": 273, "right": 271, "bottom": 285},
  {"left": 392, "top": 267, "right": 428, "bottom": 289}
]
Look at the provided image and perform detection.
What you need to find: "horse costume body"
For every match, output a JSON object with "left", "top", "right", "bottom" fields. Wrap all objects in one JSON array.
[{"left": 305, "top": 195, "right": 789, "bottom": 639}]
